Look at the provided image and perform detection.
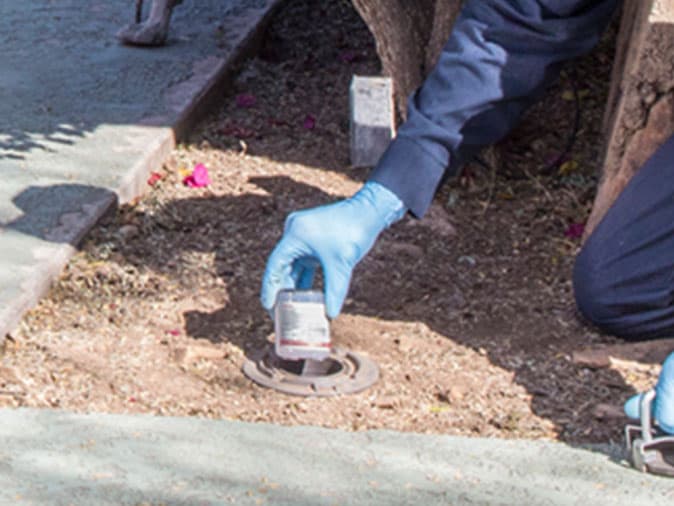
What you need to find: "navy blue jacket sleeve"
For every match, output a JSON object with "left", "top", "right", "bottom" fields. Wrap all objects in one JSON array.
[{"left": 368, "top": 0, "right": 620, "bottom": 217}]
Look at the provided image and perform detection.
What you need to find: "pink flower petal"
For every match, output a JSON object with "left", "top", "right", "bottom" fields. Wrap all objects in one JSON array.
[
  {"left": 235, "top": 93, "right": 256, "bottom": 108},
  {"left": 564, "top": 222, "right": 585, "bottom": 239},
  {"left": 147, "top": 171, "right": 163, "bottom": 186},
  {"left": 303, "top": 114, "right": 316, "bottom": 130},
  {"left": 183, "top": 163, "right": 211, "bottom": 188},
  {"left": 338, "top": 50, "right": 358, "bottom": 63}
]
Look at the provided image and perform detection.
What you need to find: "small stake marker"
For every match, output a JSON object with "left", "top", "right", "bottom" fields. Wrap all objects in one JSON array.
[{"left": 349, "top": 76, "right": 395, "bottom": 168}]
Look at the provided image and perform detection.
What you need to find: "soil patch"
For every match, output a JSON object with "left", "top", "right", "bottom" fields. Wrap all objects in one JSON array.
[{"left": 2, "top": 0, "right": 662, "bottom": 444}]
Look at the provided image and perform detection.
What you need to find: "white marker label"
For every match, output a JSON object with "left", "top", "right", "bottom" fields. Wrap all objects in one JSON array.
[{"left": 277, "top": 302, "right": 330, "bottom": 347}]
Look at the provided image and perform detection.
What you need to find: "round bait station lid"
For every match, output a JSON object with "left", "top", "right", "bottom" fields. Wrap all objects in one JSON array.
[{"left": 242, "top": 345, "right": 379, "bottom": 397}]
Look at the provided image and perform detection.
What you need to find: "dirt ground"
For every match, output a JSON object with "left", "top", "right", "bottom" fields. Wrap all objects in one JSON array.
[{"left": 0, "top": 1, "right": 664, "bottom": 444}]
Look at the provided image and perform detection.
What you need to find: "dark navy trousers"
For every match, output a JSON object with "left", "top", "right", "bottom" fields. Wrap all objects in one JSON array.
[{"left": 574, "top": 135, "right": 674, "bottom": 340}]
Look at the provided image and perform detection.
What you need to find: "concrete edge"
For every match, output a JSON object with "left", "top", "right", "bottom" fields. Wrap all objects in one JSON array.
[
  {"left": 0, "top": 193, "right": 117, "bottom": 341},
  {"left": 3, "top": 0, "right": 286, "bottom": 340}
]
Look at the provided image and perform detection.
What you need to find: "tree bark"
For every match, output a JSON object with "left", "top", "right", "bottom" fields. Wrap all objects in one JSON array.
[
  {"left": 585, "top": 0, "right": 674, "bottom": 238},
  {"left": 350, "top": 0, "right": 462, "bottom": 117}
]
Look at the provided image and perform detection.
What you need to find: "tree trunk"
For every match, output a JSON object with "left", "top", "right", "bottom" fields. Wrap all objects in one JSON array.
[
  {"left": 350, "top": 0, "right": 462, "bottom": 117},
  {"left": 585, "top": 0, "right": 674, "bottom": 238}
]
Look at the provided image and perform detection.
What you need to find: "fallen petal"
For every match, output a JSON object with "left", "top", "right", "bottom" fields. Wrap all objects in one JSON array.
[
  {"left": 561, "top": 90, "right": 575, "bottom": 101},
  {"left": 235, "top": 93, "right": 256, "bottom": 108},
  {"left": 183, "top": 163, "right": 211, "bottom": 188},
  {"left": 558, "top": 160, "right": 579, "bottom": 176},
  {"left": 338, "top": 50, "right": 358, "bottom": 63},
  {"left": 303, "top": 114, "right": 316, "bottom": 130},
  {"left": 147, "top": 171, "right": 163, "bottom": 186},
  {"left": 564, "top": 222, "right": 585, "bottom": 239}
]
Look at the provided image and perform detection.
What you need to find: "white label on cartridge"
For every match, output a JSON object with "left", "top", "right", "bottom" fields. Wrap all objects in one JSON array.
[{"left": 277, "top": 302, "right": 330, "bottom": 346}]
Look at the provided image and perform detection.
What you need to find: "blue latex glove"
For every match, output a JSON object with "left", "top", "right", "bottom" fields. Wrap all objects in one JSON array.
[
  {"left": 261, "top": 181, "right": 407, "bottom": 318},
  {"left": 624, "top": 352, "right": 674, "bottom": 434}
]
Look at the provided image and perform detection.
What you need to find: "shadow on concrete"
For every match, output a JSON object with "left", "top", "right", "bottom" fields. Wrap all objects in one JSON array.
[
  {"left": 3, "top": 184, "right": 117, "bottom": 243},
  {"left": 0, "top": 125, "right": 87, "bottom": 162}
]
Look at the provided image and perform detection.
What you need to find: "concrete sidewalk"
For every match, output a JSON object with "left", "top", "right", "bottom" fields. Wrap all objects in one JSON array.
[
  {"left": 0, "top": 0, "right": 281, "bottom": 339},
  {"left": 0, "top": 408, "right": 672, "bottom": 505}
]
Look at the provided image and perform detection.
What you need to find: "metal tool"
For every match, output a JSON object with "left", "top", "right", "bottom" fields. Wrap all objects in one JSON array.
[{"left": 624, "top": 389, "right": 674, "bottom": 477}]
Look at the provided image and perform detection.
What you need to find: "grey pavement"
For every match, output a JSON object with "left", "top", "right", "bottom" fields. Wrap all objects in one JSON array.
[
  {"left": 0, "top": 0, "right": 282, "bottom": 339},
  {"left": 0, "top": 408, "right": 672, "bottom": 505}
]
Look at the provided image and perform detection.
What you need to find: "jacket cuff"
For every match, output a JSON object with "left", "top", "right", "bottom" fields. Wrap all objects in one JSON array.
[{"left": 367, "top": 135, "right": 449, "bottom": 218}]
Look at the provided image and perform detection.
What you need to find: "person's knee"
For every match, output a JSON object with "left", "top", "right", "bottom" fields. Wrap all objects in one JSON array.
[
  {"left": 573, "top": 251, "right": 659, "bottom": 339},
  {"left": 573, "top": 246, "right": 624, "bottom": 334},
  {"left": 574, "top": 240, "right": 674, "bottom": 340}
]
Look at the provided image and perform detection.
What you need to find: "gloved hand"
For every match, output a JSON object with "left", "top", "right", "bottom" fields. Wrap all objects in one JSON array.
[
  {"left": 624, "top": 352, "right": 674, "bottom": 434},
  {"left": 261, "top": 181, "right": 407, "bottom": 318}
]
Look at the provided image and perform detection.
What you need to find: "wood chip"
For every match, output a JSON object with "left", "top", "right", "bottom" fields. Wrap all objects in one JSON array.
[
  {"left": 436, "top": 385, "right": 466, "bottom": 404},
  {"left": 173, "top": 345, "right": 226, "bottom": 365},
  {"left": 373, "top": 395, "right": 398, "bottom": 409},
  {"left": 572, "top": 339, "right": 674, "bottom": 369},
  {"left": 0, "top": 366, "right": 20, "bottom": 384},
  {"left": 592, "top": 403, "right": 625, "bottom": 420}
]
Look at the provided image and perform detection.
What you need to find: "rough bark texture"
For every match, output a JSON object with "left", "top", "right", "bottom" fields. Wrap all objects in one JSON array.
[
  {"left": 350, "top": 0, "right": 463, "bottom": 117},
  {"left": 586, "top": 0, "right": 674, "bottom": 238}
]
